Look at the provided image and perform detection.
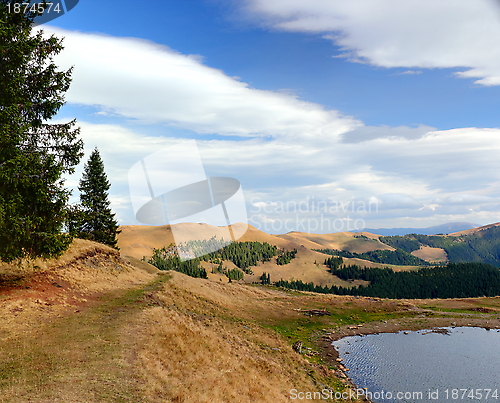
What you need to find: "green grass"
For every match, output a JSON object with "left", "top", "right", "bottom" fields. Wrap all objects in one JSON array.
[
  {"left": 422, "top": 306, "right": 497, "bottom": 314},
  {"left": 265, "top": 304, "right": 418, "bottom": 353}
]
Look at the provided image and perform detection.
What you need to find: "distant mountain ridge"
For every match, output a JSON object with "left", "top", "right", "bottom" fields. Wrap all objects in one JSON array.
[{"left": 357, "top": 222, "right": 479, "bottom": 236}]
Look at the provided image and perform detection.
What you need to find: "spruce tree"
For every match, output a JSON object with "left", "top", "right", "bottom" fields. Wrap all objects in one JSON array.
[
  {"left": 78, "top": 148, "right": 120, "bottom": 248},
  {"left": 0, "top": 1, "right": 84, "bottom": 262}
]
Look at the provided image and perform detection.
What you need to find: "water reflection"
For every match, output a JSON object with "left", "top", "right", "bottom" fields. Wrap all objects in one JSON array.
[{"left": 332, "top": 327, "right": 500, "bottom": 403}]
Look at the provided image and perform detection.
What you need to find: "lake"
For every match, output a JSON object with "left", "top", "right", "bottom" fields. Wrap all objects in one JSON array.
[{"left": 332, "top": 327, "right": 500, "bottom": 403}]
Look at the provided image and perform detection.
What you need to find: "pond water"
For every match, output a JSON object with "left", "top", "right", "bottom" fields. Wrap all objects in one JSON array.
[{"left": 332, "top": 327, "right": 500, "bottom": 403}]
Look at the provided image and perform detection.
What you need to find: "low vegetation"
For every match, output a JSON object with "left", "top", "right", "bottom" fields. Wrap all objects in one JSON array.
[
  {"left": 276, "top": 262, "right": 500, "bottom": 299},
  {"left": 316, "top": 248, "right": 430, "bottom": 266}
]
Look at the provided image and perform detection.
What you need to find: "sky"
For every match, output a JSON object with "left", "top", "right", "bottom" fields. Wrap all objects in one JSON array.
[{"left": 40, "top": 0, "right": 500, "bottom": 233}]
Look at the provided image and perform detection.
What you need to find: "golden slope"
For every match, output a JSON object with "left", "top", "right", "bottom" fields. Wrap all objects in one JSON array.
[
  {"left": 411, "top": 246, "right": 448, "bottom": 264},
  {"left": 134, "top": 271, "right": 339, "bottom": 402},
  {"left": 1, "top": 241, "right": 347, "bottom": 402},
  {"left": 117, "top": 223, "right": 302, "bottom": 260},
  {"left": 276, "top": 231, "right": 393, "bottom": 253},
  {"left": 117, "top": 223, "right": 410, "bottom": 285}
]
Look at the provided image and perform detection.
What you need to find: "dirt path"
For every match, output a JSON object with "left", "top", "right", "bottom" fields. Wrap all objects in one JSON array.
[{"left": 0, "top": 274, "right": 168, "bottom": 403}]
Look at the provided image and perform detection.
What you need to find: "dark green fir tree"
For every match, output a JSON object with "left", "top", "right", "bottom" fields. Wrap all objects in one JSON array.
[
  {"left": 0, "top": 2, "right": 84, "bottom": 262},
  {"left": 78, "top": 148, "right": 120, "bottom": 248}
]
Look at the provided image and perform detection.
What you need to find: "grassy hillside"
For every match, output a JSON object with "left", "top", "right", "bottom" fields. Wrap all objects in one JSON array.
[
  {"left": 379, "top": 224, "right": 500, "bottom": 267},
  {"left": 1, "top": 239, "right": 500, "bottom": 401},
  {"left": 118, "top": 224, "right": 421, "bottom": 288},
  {"left": 276, "top": 231, "right": 393, "bottom": 253},
  {"left": 117, "top": 222, "right": 500, "bottom": 300},
  {"left": 118, "top": 223, "right": 302, "bottom": 260},
  {"left": 411, "top": 246, "right": 447, "bottom": 264},
  {"left": 0, "top": 240, "right": 356, "bottom": 402}
]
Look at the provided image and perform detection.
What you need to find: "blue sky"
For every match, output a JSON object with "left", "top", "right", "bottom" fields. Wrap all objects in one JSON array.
[{"left": 43, "top": 0, "right": 500, "bottom": 233}]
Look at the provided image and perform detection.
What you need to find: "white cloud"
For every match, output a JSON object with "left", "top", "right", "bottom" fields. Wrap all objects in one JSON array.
[
  {"left": 65, "top": 121, "right": 500, "bottom": 229},
  {"left": 47, "top": 25, "right": 500, "bottom": 230},
  {"left": 371, "top": 193, "right": 424, "bottom": 210},
  {"left": 340, "top": 124, "right": 435, "bottom": 143},
  {"left": 242, "top": 0, "right": 500, "bottom": 86},
  {"left": 44, "top": 26, "right": 358, "bottom": 139},
  {"left": 396, "top": 70, "right": 422, "bottom": 75},
  {"left": 353, "top": 128, "right": 500, "bottom": 192},
  {"left": 438, "top": 194, "right": 499, "bottom": 206},
  {"left": 479, "top": 203, "right": 500, "bottom": 212}
]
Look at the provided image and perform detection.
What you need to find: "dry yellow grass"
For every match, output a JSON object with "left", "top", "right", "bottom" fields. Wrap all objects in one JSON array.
[
  {"left": 245, "top": 248, "right": 371, "bottom": 287},
  {"left": 2, "top": 239, "right": 499, "bottom": 402},
  {"left": 411, "top": 246, "right": 448, "bottom": 264},
  {"left": 117, "top": 224, "right": 177, "bottom": 260},
  {"left": 0, "top": 239, "right": 158, "bottom": 402},
  {"left": 0, "top": 239, "right": 155, "bottom": 330},
  {"left": 116, "top": 223, "right": 402, "bottom": 286},
  {"left": 1, "top": 238, "right": 154, "bottom": 293},
  {"left": 276, "top": 231, "right": 393, "bottom": 253},
  {"left": 132, "top": 271, "right": 358, "bottom": 403},
  {"left": 135, "top": 307, "right": 316, "bottom": 403},
  {"left": 0, "top": 241, "right": 353, "bottom": 402}
]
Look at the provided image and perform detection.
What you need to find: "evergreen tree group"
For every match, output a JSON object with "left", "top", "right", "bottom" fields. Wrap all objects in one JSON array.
[
  {"left": 276, "top": 249, "right": 298, "bottom": 265},
  {"left": 204, "top": 241, "right": 280, "bottom": 274},
  {"left": 146, "top": 244, "right": 207, "bottom": 278},
  {"left": 276, "top": 262, "right": 500, "bottom": 299},
  {"left": 147, "top": 240, "right": 298, "bottom": 279},
  {"left": 0, "top": 2, "right": 84, "bottom": 261},
  {"left": 226, "top": 268, "right": 244, "bottom": 282},
  {"left": 324, "top": 256, "right": 343, "bottom": 273},
  {"left": 260, "top": 272, "right": 271, "bottom": 284},
  {"left": 317, "top": 247, "right": 429, "bottom": 266}
]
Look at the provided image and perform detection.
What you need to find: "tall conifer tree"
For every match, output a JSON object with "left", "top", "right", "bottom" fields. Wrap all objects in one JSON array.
[
  {"left": 78, "top": 148, "right": 120, "bottom": 248},
  {"left": 0, "top": 1, "right": 83, "bottom": 261}
]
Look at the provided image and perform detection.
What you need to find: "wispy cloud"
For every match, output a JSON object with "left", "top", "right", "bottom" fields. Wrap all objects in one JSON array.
[
  {"left": 46, "top": 26, "right": 358, "bottom": 140},
  {"left": 64, "top": 121, "right": 500, "bottom": 230},
  {"left": 395, "top": 70, "right": 422, "bottom": 75},
  {"left": 50, "top": 24, "right": 500, "bottom": 230},
  {"left": 242, "top": 0, "right": 500, "bottom": 86}
]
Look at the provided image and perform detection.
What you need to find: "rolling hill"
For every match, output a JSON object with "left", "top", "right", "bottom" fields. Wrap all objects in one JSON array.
[
  {"left": 276, "top": 231, "right": 393, "bottom": 253},
  {"left": 0, "top": 239, "right": 354, "bottom": 401},
  {"left": 2, "top": 227, "right": 500, "bottom": 401},
  {"left": 379, "top": 223, "right": 500, "bottom": 267},
  {"left": 355, "top": 222, "right": 479, "bottom": 236},
  {"left": 118, "top": 221, "right": 500, "bottom": 288},
  {"left": 118, "top": 223, "right": 404, "bottom": 287}
]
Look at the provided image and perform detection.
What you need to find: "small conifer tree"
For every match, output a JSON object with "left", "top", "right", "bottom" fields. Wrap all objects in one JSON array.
[{"left": 78, "top": 148, "right": 120, "bottom": 248}]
